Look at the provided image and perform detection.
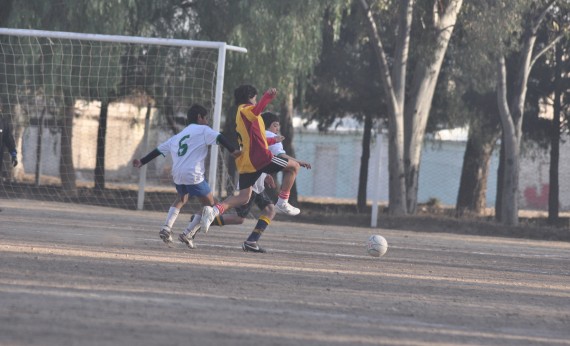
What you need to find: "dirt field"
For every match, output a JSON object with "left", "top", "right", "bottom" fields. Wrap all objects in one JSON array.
[{"left": 1, "top": 198, "right": 569, "bottom": 346}]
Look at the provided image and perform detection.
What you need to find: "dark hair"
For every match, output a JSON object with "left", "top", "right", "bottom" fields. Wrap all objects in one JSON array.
[
  {"left": 234, "top": 84, "right": 257, "bottom": 106},
  {"left": 187, "top": 104, "right": 208, "bottom": 124},
  {"left": 261, "top": 112, "right": 279, "bottom": 130}
]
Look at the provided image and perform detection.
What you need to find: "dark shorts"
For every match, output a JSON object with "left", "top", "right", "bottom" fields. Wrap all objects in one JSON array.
[
  {"left": 234, "top": 190, "right": 273, "bottom": 218},
  {"left": 238, "top": 156, "right": 288, "bottom": 190},
  {"left": 175, "top": 180, "right": 211, "bottom": 197}
]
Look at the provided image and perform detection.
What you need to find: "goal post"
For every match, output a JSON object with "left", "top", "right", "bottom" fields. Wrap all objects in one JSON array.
[{"left": 0, "top": 28, "right": 246, "bottom": 211}]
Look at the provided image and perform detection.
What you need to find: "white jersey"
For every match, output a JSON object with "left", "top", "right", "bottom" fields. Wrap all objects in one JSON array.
[
  {"left": 157, "top": 124, "right": 219, "bottom": 185},
  {"left": 265, "top": 130, "right": 286, "bottom": 156},
  {"left": 249, "top": 131, "right": 286, "bottom": 194}
]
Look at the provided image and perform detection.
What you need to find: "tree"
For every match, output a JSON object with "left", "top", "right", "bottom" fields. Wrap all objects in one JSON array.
[
  {"left": 305, "top": 4, "right": 386, "bottom": 211},
  {"left": 548, "top": 37, "right": 568, "bottom": 224},
  {"left": 495, "top": 1, "right": 565, "bottom": 225},
  {"left": 455, "top": 92, "right": 501, "bottom": 216},
  {"left": 359, "top": 0, "right": 463, "bottom": 214}
]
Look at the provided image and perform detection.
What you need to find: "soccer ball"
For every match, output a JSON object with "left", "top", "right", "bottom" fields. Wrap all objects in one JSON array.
[{"left": 367, "top": 235, "right": 388, "bottom": 257}]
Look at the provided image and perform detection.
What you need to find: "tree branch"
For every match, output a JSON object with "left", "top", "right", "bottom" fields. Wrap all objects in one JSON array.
[
  {"left": 359, "top": 0, "right": 399, "bottom": 114},
  {"left": 496, "top": 55, "right": 513, "bottom": 131},
  {"left": 530, "top": 0, "right": 556, "bottom": 34},
  {"left": 530, "top": 33, "right": 563, "bottom": 69}
]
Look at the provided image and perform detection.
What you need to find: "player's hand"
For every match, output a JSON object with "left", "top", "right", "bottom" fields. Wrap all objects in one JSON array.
[
  {"left": 132, "top": 159, "right": 142, "bottom": 168},
  {"left": 266, "top": 88, "right": 277, "bottom": 96},
  {"left": 231, "top": 150, "right": 242, "bottom": 159},
  {"left": 274, "top": 135, "right": 285, "bottom": 143},
  {"left": 299, "top": 161, "right": 311, "bottom": 169},
  {"left": 264, "top": 175, "right": 276, "bottom": 189}
]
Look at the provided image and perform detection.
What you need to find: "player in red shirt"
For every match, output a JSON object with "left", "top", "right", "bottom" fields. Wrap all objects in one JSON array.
[{"left": 199, "top": 85, "right": 301, "bottom": 252}]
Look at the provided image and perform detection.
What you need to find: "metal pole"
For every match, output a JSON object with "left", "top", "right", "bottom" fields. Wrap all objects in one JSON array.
[
  {"left": 137, "top": 104, "right": 152, "bottom": 210},
  {"left": 208, "top": 44, "right": 228, "bottom": 196},
  {"left": 371, "top": 132, "right": 383, "bottom": 228}
]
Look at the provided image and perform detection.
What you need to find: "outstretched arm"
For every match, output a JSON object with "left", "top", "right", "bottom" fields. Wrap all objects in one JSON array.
[
  {"left": 252, "top": 88, "right": 277, "bottom": 115},
  {"left": 278, "top": 153, "right": 311, "bottom": 169},
  {"left": 133, "top": 148, "right": 161, "bottom": 168},
  {"left": 216, "top": 134, "right": 241, "bottom": 158}
]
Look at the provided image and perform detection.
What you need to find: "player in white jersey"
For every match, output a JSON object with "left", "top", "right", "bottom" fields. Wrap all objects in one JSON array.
[
  {"left": 182, "top": 111, "right": 311, "bottom": 253},
  {"left": 262, "top": 112, "right": 311, "bottom": 170},
  {"left": 133, "top": 104, "right": 240, "bottom": 246}
]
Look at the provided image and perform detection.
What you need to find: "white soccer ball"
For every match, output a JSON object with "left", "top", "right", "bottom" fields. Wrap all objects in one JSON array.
[{"left": 367, "top": 235, "right": 388, "bottom": 257}]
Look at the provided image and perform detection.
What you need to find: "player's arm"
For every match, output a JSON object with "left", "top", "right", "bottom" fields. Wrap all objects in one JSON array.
[
  {"left": 278, "top": 153, "right": 311, "bottom": 169},
  {"left": 266, "top": 135, "right": 284, "bottom": 146},
  {"left": 251, "top": 88, "right": 277, "bottom": 115},
  {"left": 216, "top": 134, "right": 241, "bottom": 158},
  {"left": 133, "top": 149, "right": 162, "bottom": 168}
]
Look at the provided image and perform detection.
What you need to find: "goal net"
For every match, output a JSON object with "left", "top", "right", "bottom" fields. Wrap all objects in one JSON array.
[{"left": 0, "top": 28, "right": 246, "bottom": 213}]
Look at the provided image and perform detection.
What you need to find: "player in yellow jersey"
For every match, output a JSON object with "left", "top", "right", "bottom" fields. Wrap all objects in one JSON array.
[{"left": 199, "top": 85, "right": 301, "bottom": 252}]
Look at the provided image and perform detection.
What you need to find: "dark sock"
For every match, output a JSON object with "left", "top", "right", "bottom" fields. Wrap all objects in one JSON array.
[{"left": 246, "top": 216, "right": 270, "bottom": 242}]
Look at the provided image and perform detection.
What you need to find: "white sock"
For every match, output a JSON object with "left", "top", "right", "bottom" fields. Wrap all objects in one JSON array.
[
  {"left": 164, "top": 207, "right": 180, "bottom": 230},
  {"left": 276, "top": 198, "right": 287, "bottom": 206},
  {"left": 184, "top": 214, "right": 202, "bottom": 235}
]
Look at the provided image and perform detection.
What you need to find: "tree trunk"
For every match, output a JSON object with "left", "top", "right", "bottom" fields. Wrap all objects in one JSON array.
[
  {"left": 359, "top": 0, "right": 412, "bottom": 215},
  {"left": 60, "top": 97, "right": 76, "bottom": 194},
  {"left": 495, "top": 141, "right": 504, "bottom": 222},
  {"left": 94, "top": 101, "right": 109, "bottom": 192},
  {"left": 357, "top": 113, "right": 373, "bottom": 212},
  {"left": 404, "top": 0, "right": 463, "bottom": 214},
  {"left": 34, "top": 108, "right": 47, "bottom": 186},
  {"left": 548, "top": 44, "right": 562, "bottom": 224},
  {"left": 494, "top": 1, "right": 553, "bottom": 225},
  {"left": 497, "top": 56, "right": 522, "bottom": 226},
  {"left": 456, "top": 119, "right": 500, "bottom": 216}
]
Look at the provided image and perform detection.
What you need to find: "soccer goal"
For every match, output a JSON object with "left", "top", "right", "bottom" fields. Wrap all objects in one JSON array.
[{"left": 0, "top": 28, "right": 246, "bottom": 211}]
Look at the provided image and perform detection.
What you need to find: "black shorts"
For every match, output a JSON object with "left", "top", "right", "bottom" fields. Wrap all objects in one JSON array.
[
  {"left": 235, "top": 190, "right": 273, "bottom": 218},
  {"left": 238, "top": 156, "right": 288, "bottom": 190}
]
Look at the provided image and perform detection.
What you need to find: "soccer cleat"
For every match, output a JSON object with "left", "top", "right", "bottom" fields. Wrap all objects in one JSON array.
[
  {"left": 178, "top": 233, "right": 195, "bottom": 249},
  {"left": 275, "top": 201, "right": 301, "bottom": 216},
  {"left": 200, "top": 206, "right": 217, "bottom": 234},
  {"left": 159, "top": 228, "right": 173, "bottom": 244},
  {"left": 187, "top": 224, "right": 201, "bottom": 239},
  {"left": 242, "top": 241, "right": 266, "bottom": 253},
  {"left": 186, "top": 214, "right": 202, "bottom": 239}
]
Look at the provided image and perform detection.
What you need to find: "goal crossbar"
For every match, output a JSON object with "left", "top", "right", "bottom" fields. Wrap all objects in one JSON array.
[{"left": 0, "top": 28, "right": 247, "bottom": 53}]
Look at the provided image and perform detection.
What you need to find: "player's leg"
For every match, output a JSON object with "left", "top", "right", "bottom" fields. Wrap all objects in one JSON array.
[
  {"left": 177, "top": 181, "right": 212, "bottom": 249},
  {"left": 201, "top": 172, "right": 260, "bottom": 233},
  {"left": 160, "top": 190, "right": 189, "bottom": 244},
  {"left": 242, "top": 192, "right": 275, "bottom": 253},
  {"left": 264, "top": 157, "right": 301, "bottom": 215}
]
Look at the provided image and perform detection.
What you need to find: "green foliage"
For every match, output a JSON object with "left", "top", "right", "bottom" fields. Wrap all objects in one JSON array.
[
  {"left": 193, "top": 0, "right": 349, "bottom": 109},
  {"left": 305, "top": 2, "right": 386, "bottom": 130}
]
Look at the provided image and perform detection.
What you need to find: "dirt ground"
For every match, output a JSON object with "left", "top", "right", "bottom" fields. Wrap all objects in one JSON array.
[{"left": 1, "top": 198, "right": 569, "bottom": 346}]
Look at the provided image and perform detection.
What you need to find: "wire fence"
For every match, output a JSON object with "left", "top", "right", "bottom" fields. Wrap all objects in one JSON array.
[
  {"left": 1, "top": 115, "right": 569, "bottom": 214},
  {"left": 291, "top": 129, "right": 570, "bottom": 213}
]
